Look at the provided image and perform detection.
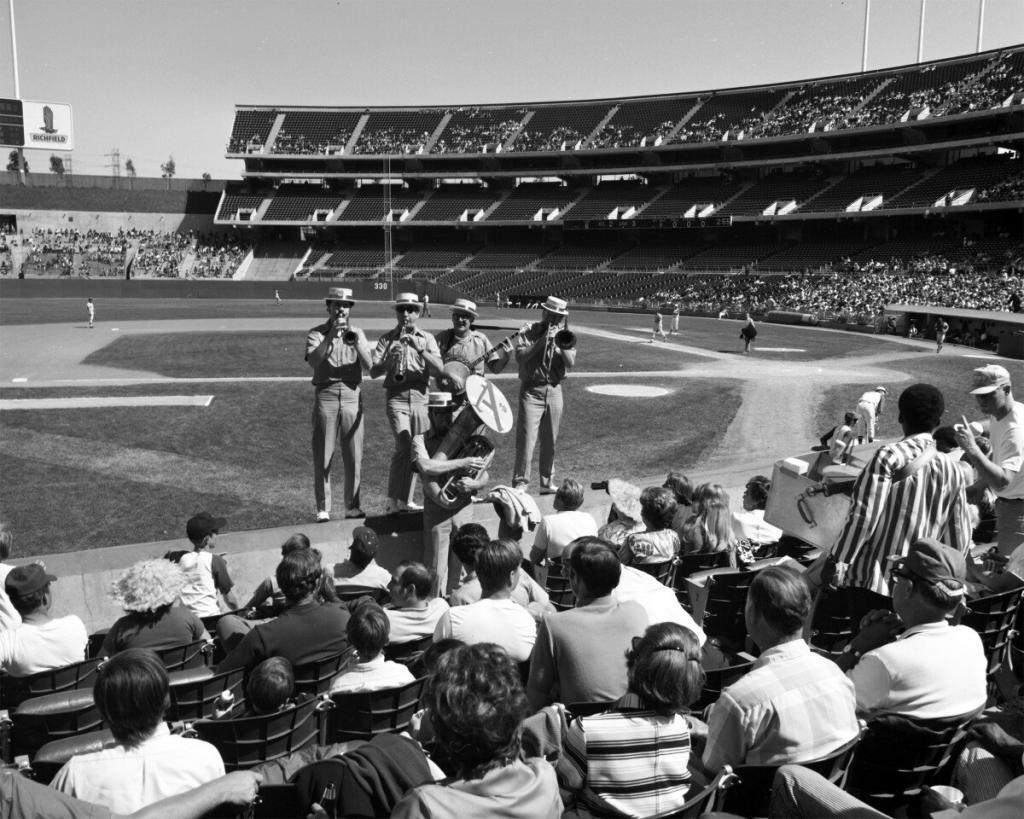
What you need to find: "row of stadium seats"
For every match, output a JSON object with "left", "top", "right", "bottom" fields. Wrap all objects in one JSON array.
[
  {"left": 227, "top": 46, "right": 1023, "bottom": 156},
  {"left": 217, "top": 154, "right": 1023, "bottom": 225}
]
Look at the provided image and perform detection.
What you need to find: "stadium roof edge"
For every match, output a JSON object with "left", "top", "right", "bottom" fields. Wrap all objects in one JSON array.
[{"left": 232, "top": 43, "right": 1023, "bottom": 113}]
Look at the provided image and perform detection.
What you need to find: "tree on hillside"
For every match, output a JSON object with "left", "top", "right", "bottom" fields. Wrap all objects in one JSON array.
[
  {"left": 6, "top": 150, "right": 27, "bottom": 172},
  {"left": 50, "top": 155, "right": 65, "bottom": 175},
  {"left": 160, "top": 156, "right": 176, "bottom": 178},
  {"left": 125, "top": 158, "right": 136, "bottom": 177}
]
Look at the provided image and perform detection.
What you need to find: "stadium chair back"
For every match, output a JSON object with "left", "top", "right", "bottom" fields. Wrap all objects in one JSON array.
[
  {"left": 86, "top": 632, "right": 107, "bottom": 659},
  {"left": 633, "top": 559, "right": 675, "bottom": 586},
  {"left": 327, "top": 677, "right": 425, "bottom": 743},
  {"left": 564, "top": 701, "right": 616, "bottom": 718},
  {"left": 383, "top": 634, "right": 433, "bottom": 674},
  {"left": 31, "top": 729, "right": 118, "bottom": 785},
  {"left": 334, "top": 585, "right": 389, "bottom": 604},
  {"left": 956, "top": 587, "right": 1023, "bottom": 691},
  {"left": 192, "top": 696, "right": 326, "bottom": 771},
  {"left": 0, "top": 657, "right": 104, "bottom": 710},
  {"left": 694, "top": 644, "right": 757, "bottom": 711},
  {"left": 292, "top": 647, "right": 355, "bottom": 697},
  {"left": 647, "top": 765, "right": 739, "bottom": 819},
  {"left": 543, "top": 560, "right": 576, "bottom": 611},
  {"left": 845, "top": 711, "right": 977, "bottom": 815},
  {"left": 809, "top": 586, "right": 893, "bottom": 654},
  {"left": 701, "top": 569, "right": 758, "bottom": 652},
  {"left": 672, "top": 552, "right": 730, "bottom": 610},
  {"left": 166, "top": 666, "right": 245, "bottom": 722},
  {"left": 712, "top": 728, "right": 863, "bottom": 817},
  {"left": 152, "top": 638, "right": 213, "bottom": 672},
  {"left": 11, "top": 688, "right": 101, "bottom": 759}
]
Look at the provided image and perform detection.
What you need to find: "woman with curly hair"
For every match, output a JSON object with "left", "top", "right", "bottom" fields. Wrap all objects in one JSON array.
[
  {"left": 391, "top": 642, "right": 561, "bottom": 819},
  {"left": 100, "top": 559, "right": 209, "bottom": 656},
  {"left": 679, "top": 483, "right": 738, "bottom": 563},
  {"left": 557, "top": 623, "right": 705, "bottom": 818}
]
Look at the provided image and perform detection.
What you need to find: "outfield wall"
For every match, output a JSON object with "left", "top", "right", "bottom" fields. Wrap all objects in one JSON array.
[{"left": 0, "top": 277, "right": 462, "bottom": 305}]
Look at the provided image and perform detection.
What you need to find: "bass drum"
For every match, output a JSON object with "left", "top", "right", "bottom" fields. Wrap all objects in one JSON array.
[{"left": 464, "top": 374, "right": 513, "bottom": 434}]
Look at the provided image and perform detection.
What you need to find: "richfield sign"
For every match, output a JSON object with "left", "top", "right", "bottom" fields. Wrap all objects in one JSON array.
[{"left": 22, "top": 101, "right": 75, "bottom": 150}]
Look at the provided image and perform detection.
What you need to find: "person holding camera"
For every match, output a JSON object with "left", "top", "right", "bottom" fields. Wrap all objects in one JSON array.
[{"left": 306, "top": 287, "right": 373, "bottom": 522}]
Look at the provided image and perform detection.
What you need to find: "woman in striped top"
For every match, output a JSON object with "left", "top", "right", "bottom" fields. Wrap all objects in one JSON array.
[{"left": 558, "top": 623, "right": 705, "bottom": 818}]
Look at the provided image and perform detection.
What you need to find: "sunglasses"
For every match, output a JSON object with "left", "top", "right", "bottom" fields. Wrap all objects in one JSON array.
[
  {"left": 452, "top": 312, "right": 472, "bottom": 320},
  {"left": 397, "top": 305, "right": 419, "bottom": 314}
]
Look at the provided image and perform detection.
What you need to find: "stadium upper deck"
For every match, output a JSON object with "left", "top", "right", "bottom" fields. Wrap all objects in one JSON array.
[{"left": 226, "top": 45, "right": 1024, "bottom": 178}]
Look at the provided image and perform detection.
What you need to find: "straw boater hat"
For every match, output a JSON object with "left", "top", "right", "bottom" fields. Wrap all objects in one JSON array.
[
  {"left": 450, "top": 298, "right": 478, "bottom": 318},
  {"left": 325, "top": 287, "right": 356, "bottom": 305},
  {"left": 394, "top": 292, "right": 422, "bottom": 309},
  {"left": 427, "top": 390, "right": 456, "bottom": 409},
  {"left": 542, "top": 296, "right": 569, "bottom": 316},
  {"left": 110, "top": 558, "right": 186, "bottom": 613}
]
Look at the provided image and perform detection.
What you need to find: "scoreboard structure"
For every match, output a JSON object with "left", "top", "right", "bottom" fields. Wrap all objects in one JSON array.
[{"left": 0, "top": 98, "right": 75, "bottom": 150}]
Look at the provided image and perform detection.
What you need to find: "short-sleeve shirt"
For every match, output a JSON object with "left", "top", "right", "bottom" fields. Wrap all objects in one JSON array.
[
  {"left": 989, "top": 400, "right": 1024, "bottom": 500},
  {"left": 516, "top": 322, "right": 569, "bottom": 387},
  {"left": 0, "top": 615, "right": 88, "bottom": 677},
  {"left": 434, "top": 597, "right": 537, "bottom": 662},
  {"left": 533, "top": 511, "right": 599, "bottom": 561},
  {"left": 177, "top": 550, "right": 234, "bottom": 618},
  {"left": 620, "top": 529, "right": 680, "bottom": 565},
  {"left": 306, "top": 320, "right": 365, "bottom": 388},
  {"left": 373, "top": 326, "right": 440, "bottom": 390},
  {"left": 435, "top": 328, "right": 490, "bottom": 376}
]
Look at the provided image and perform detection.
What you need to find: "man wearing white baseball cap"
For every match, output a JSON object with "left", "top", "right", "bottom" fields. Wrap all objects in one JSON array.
[
  {"left": 306, "top": 287, "right": 373, "bottom": 522},
  {"left": 954, "top": 365, "right": 1024, "bottom": 556},
  {"left": 513, "top": 295, "right": 576, "bottom": 493},
  {"left": 371, "top": 292, "right": 444, "bottom": 514}
]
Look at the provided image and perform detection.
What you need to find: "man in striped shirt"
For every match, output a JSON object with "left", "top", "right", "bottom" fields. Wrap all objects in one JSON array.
[{"left": 831, "top": 383, "right": 972, "bottom": 595}]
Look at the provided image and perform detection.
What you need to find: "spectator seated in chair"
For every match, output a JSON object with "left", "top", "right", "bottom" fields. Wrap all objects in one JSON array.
[
  {"left": 679, "top": 483, "right": 739, "bottom": 562},
  {"left": 617, "top": 486, "right": 680, "bottom": 566},
  {"left": 170, "top": 511, "right": 240, "bottom": 619},
  {"left": 100, "top": 559, "right": 209, "bottom": 656},
  {"left": 731, "top": 474, "right": 784, "bottom": 551},
  {"left": 384, "top": 560, "right": 450, "bottom": 645},
  {"left": 557, "top": 623, "right": 706, "bottom": 818},
  {"left": 390, "top": 643, "right": 562, "bottom": 819},
  {"left": 216, "top": 548, "right": 350, "bottom": 675},
  {"left": 0, "top": 563, "right": 87, "bottom": 677},
  {"left": 448, "top": 523, "right": 552, "bottom": 619},
  {"left": 334, "top": 526, "right": 392, "bottom": 591},
  {"left": 51, "top": 648, "right": 225, "bottom": 814},
  {"left": 0, "top": 518, "right": 21, "bottom": 629},
  {"left": 214, "top": 656, "right": 298, "bottom": 719},
  {"left": 329, "top": 600, "right": 415, "bottom": 694},
  {"left": 243, "top": 533, "right": 320, "bottom": 617},
  {"left": 664, "top": 471, "right": 694, "bottom": 541},
  {"left": 702, "top": 564, "right": 860, "bottom": 772},
  {"left": 528, "top": 478, "right": 598, "bottom": 565},
  {"left": 434, "top": 539, "right": 538, "bottom": 663},
  {"left": 833, "top": 537, "right": 988, "bottom": 721}
]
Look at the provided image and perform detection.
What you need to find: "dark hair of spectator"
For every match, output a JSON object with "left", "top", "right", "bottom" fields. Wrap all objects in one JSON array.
[
  {"left": 567, "top": 536, "right": 621, "bottom": 598},
  {"left": 93, "top": 649, "right": 169, "bottom": 747},
  {"left": 245, "top": 657, "right": 294, "bottom": 715},
  {"left": 452, "top": 523, "right": 489, "bottom": 568},
  {"left": 347, "top": 600, "right": 390, "bottom": 659},
  {"left": 422, "top": 638, "right": 464, "bottom": 676},
  {"left": 9, "top": 584, "right": 48, "bottom": 617},
  {"left": 748, "top": 565, "right": 812, "bottom": 636},
  {"left": 626, "top": 623, "right": 705, "bottom": 716},
  {"left": 276, "top": 549, "right": 323, "bottom": 603},
  {"left": 425, "top": 642, "right": 530, "bottom": 777},
  {"left": 0, "top": 521, "right": 12, "bottom": 561},
  {"left": 640, "top": 486, "right": 677, "bottom": 530},
  {"left": 745, "top": 475, "right": 772, "bottom": 509},
  {"left": 663, "top": 472, "right": 693, "bottom": 507},
  {"left": 281, "top": 533, "right": 311, "bottom": 556},
  {"left": 555, "top": 478, "right": 585, "bottom": 511},
  {"left": 898, "top": 383, "right": 945, "bottom": 434},
  {"left": 396, "top": 561, "right": 434, "bottom": 599},
  {"left": 476, "top": 539, "right": 522, "bottom": 596}
]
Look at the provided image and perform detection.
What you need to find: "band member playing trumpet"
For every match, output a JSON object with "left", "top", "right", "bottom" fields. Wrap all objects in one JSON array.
[
  {"left": 414, "top": 386, "right": 496, "bottom": 595},
  {"left": 371, "top": 292, "right": 444, "bottom": 515},
  {"left": 306, "top": 287, "right": 373, "bottom": 522},
  {"left": 513, "top": 295, "right": 576, "bottom": 494}
]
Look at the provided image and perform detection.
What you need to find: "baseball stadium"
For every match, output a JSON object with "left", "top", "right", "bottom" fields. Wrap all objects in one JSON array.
[{"left": 1, "top": 2, "right": 1024, "bottom": 816}]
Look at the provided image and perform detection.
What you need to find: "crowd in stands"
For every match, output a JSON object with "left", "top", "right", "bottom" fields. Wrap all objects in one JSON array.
[
  {"left": 2, "top": 370, "right": 1023, "bottom": 817},
  {"left": 354, "top": 127, "right": 433, "bottom": 155},
  {"left": 977, "top": 171, "right": 1024, "bottom": 203},
  {"left": 8, "top": 228, "right": 248, "bottom": 279},
  {"left": 271, "top": 131, "right": 352, "bottom": 155},
  {"left": 590, "top": 120, "right": 677, "bottom": 149},
  {"left": 431, "top": 108, "right": 524, "bottom": 154}
]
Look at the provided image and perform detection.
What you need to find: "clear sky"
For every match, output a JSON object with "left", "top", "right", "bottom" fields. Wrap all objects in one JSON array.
[{"left": 1, "top": 0, "right": 1021, "bottom": 179}]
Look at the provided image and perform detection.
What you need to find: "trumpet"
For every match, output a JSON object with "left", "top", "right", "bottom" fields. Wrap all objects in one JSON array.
[
  {"left": 342, "top": 328, "right": 359, "bottom": 345},
  {"left": 554, "top": 317, "right": 576, "bottom": 350}
]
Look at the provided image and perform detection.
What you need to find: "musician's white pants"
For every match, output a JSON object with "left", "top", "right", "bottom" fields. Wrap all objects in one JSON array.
[
  {"left": 514, "top": 383, "right": 563, "bottom": 487},
  {"left": 312, "top": 383, "right": 363, "bottom": 514}
]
